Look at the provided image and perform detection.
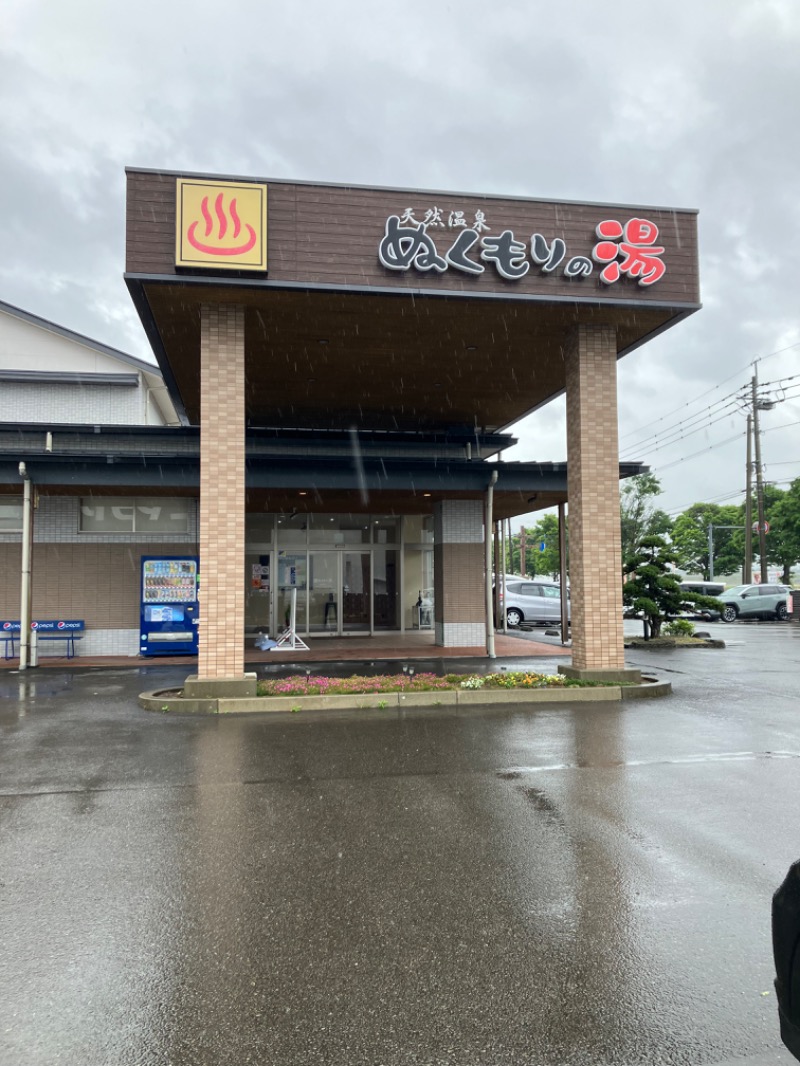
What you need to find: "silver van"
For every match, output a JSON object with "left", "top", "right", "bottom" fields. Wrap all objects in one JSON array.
[{"left": 504, "top": 580, "right": 569, "bottom": 627}]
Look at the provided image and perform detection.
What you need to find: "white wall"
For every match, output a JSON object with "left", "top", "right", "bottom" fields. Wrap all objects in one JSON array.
[
  {"left": 0, "top": 307, "right": 175, "bottom": 425},
  {"left": 0, "top": 381, "right": 145, "bottom": 424}
]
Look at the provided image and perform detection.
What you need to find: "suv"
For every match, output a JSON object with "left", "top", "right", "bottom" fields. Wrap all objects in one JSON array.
[
  {"left": 719, "top": 583, "right": 791, "bottom": 623},
  {"left": 504, "top": 580, "right": 569, "bottom": 627}
]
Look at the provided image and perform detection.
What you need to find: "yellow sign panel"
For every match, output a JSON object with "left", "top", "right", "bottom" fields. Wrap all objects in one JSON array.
[{"left": 176, "top": 178, "right": 267, "bottom": 270}]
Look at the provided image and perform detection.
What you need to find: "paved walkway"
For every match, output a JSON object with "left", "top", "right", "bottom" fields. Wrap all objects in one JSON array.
[{"left": 1, "top": 629, "right": 570, "bottom": 669}]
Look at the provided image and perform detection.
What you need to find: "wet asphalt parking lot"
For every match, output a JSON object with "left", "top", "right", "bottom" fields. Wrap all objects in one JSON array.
[{"left": 1, "top": 620, "right": 799, "bottom": 1066}]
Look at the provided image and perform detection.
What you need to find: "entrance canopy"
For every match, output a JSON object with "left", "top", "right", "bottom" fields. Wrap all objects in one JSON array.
[
  {"left": 121, "top": 169, "right": 699, "bottom": 677},
  {"left": 125, "top": 169, "right": 700, "bottom": 432}
]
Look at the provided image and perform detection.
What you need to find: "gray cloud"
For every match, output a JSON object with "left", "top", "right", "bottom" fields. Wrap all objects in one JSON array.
[{"left": 1, "top": 0, "right": 798, "bottom": 519}]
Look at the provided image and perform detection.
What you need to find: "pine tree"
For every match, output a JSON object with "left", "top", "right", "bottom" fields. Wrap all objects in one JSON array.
[{"left": 623, "top": 535, "right": 722, "bottom": 638}]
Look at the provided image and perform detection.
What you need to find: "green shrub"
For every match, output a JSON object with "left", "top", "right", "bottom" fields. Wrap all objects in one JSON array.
[{"left": 663, "top": 618, "right": 695, "bottom": 637}]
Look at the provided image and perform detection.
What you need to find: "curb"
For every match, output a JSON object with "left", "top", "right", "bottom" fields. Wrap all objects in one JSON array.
[
  {"left": 625, "top": 638, "right": 726, "bottom": 650},
  {"left": 138, "top": 677, "right": 671, "bottom": 715}
]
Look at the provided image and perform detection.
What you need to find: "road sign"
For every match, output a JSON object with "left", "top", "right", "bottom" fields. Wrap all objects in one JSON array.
[{"left": 752, "top": 521, "right": 771, "bottom": 534}]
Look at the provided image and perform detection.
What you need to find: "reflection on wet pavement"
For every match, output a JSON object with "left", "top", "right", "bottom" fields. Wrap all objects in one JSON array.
[{"left": 0, "top": 624, "right": 797, "bottom": 1064}]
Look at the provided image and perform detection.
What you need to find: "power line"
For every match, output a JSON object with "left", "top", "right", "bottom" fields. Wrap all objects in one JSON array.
[
  {"left": 619, "top": 338, "right": 800, "bottom": 445},
  {"left": 759, "top": 371, "right": 800, "bottom": 391},
  {"left": 649, "top": 431, "right": 745, "bottom": 474},
  {"left": 665, "top": 487, "right": 746, "bottom": 516},
  {"left": 764, "top": 419, "right": 800, "bottom": 433},
  {"left": 623, "top": 387, "right": 800, "bottom": 463},
  {"left": 665, "top": 481, "right": 797, "bottom": 518},
  {"left": 621, "top": 401, "right": 747, "bottom": 461},
  {"left": 620, "top": 384, "right": 746, "bottom": 449}
]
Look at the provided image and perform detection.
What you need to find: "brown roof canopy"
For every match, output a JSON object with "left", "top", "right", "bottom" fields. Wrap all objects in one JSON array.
[{"left": 126, "top": 168, "right": 700, "bottom": 431}]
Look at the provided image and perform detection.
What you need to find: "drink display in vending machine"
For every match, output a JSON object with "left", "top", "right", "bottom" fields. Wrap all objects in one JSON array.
[{"left": 140, "top": 556, "right": 199, "bottom": 656}]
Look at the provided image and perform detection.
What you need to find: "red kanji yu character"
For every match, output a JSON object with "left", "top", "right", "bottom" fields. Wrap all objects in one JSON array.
[{"left": 592, "top": 218, "right": 666, "bottom": 286}]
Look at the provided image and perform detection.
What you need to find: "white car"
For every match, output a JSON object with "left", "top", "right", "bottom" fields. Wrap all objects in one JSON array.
[{"left": 503, "top": 580, "right": 570, "bottom": 627}]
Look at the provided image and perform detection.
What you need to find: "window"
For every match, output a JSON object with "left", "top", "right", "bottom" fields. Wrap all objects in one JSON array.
[
  {"left": 308, "top": 514, "right": 369, "bottom": 545},
  {"left": 0, "top": 501, "right": 23, "bottom": 532},
  {"left": 541, "top": 585, "right": 561, "bottom": 599},
  {"left": 520, "top": 584, "right": 543, "bottom": 597},
  {"left": 404, "top": 514, "right": 434, "bottom": 544},
  {"left": 80, "top": 497, "right": 191, "bottom": 533}
]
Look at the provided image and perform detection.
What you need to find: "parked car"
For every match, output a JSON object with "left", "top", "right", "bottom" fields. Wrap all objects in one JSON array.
[
  {"left": 623, "top": 581, "right": 725, "bottom": 621},
  {"left": 679, "top": 581, "right": 726, "bottom": 620},
  {"left": 718, "top": 583, "right": 791, "bottom": 622},
  {"left": 679, "top": 580, "right": 726, "bottom": 599},
  {"left": 503, "top": 580, "right": 570, "bottom": 627}
]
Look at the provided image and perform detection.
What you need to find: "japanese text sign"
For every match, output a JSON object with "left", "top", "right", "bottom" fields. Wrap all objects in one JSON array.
[{"left": 378, "top": 208, "right": 667, "bottom": 288}]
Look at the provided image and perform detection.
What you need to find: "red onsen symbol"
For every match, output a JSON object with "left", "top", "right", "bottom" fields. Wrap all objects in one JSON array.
[{"left": 186, "top": 193, "right": 257, "bottom": 256}]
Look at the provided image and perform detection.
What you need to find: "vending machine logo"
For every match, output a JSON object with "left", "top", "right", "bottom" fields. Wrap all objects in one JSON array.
[{"left": 176, "top": 178, "right": 267, "bottom": 271}]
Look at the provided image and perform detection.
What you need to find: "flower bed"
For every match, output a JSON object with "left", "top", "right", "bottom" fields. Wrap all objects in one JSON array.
[{"left": 255, "top": 670, "right": 611, "bottom": 698}]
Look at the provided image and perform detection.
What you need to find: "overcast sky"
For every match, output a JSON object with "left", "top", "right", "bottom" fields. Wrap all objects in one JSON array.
[{"left": 1, "top": 0, "right": 798, "bottom": 527}]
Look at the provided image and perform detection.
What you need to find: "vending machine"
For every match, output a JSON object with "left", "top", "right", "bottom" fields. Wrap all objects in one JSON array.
[{"left": 140, "top": 556, "right": 199, "bottom": 656}]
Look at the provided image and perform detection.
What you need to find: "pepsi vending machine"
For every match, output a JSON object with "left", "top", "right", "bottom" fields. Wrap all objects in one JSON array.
[{"left": 140, "top": 556, "right": 199, "bottom": 656}]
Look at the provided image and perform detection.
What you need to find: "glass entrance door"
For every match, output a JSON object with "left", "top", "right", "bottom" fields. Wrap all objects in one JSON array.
[
  {"left": 309, "top": 552, "right": 339, "bottom": 634},
  {"left": 265, "top": 549, "right": 379, "bottom": 636},
  {"left": 276, "top": 551, "right": 307, "bottom": 634},
  {"left": 342, "top": 551, "right": 371, "bottom": 632}
]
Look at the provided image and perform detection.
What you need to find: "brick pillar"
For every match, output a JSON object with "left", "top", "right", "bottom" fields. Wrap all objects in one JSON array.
[
  {"left": 433, "top": 500, "right": 486, "bottom": 647},
  {"left": 562, "top": 325, "right": 635, "bottom": 680},
  {"left": 196, "top": 304, "right": 247, "bottom": 683}
]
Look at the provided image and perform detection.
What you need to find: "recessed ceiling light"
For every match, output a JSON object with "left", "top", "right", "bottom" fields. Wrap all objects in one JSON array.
[
  {"left": 299, "top": 491, "right": 307, "bottom": 496},
  {"left": 423, "top": 492, "right": 432, "bottom": 497},
  {"left": 466, "top": 345, "right": 477, "bottom": 351}
]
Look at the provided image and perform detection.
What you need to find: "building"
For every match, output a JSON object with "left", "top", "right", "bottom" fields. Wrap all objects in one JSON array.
[{"left": 1, "top": 170, "right": 699, "bottom": 686}]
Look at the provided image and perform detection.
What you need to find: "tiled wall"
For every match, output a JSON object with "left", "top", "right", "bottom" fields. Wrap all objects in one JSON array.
[
  {"left": 565, "top": 324, "right": 625, "bottom": 671},
  {"left": 0, "top": 541, "right": 198, "bottom": 655},
  {"left": 0, "top": 382, "right": 144, "bottom": 425},
  {"left": 435, "top": 621, "right": 487, "bottom": 647},
  {"left": 433, "top": 499, "right": 486, "bottom": 647},
  {"left": 0, "top": 495, "right": 199, "bottom": 656},
  {"left": 198, "top": 305, "right": 246, "bottom": 679}
]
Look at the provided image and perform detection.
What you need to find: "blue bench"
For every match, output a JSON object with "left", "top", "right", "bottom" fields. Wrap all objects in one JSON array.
[{"left": 1, "top": 621, "right": 85, "bottom": 660}]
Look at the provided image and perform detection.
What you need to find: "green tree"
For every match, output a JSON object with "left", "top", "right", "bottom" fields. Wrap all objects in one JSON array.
[
  {"left": 623, "top": 535, "right": 723, "bottom": 638},
  {"left": 770, "top": 479, "right": 800, "bottom": 582},
  {"left": 620, "top": 473, "right": 672, "bottom": 562},
  {"left": 671, "top": 503, "right": 742, "bottom": 579},
  {"left": 530, "top": 513, "right": 566, "bottom": 579},
  {"left": 509, "top": 513, "right": 567, "bottom": 578},
  {"left": 730, "top": 484, "right": 800, "bottom": 583}
]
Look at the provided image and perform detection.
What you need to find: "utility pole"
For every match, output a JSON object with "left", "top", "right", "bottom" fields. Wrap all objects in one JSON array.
[
  {"left": 744, "top": 412, "right": 753, "bottom": 584},
  {"left": 519, "top": 526, "right": 527, "bottom": 576},
  {"left": 752, "top": 368, "right": 768, "bottom": 583}
]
